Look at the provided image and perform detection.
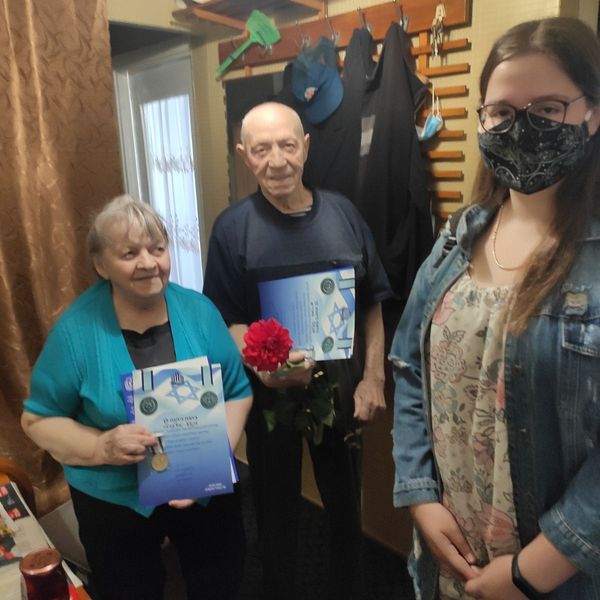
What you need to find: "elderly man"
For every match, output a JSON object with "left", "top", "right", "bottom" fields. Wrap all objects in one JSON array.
[{"left": 203, "top": 102, "right": 391, "bottom": 600}]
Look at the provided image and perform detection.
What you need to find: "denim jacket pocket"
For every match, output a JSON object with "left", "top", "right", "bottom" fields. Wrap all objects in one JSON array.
[{"left": 562, "top": 319, "right": 600, "bottom": 358}]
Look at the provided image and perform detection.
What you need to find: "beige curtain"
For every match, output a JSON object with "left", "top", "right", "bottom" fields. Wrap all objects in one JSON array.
[{"left": 0, "top": 0, "right": 123, "bottom": 514}]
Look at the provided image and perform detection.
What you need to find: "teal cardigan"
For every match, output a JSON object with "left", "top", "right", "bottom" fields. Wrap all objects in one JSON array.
[{"left": 24, "top": 280, "right": 251, "bottom": 516}]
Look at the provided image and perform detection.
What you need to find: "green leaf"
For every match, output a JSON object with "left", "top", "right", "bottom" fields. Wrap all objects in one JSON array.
[
  {"left": 273, "top": 397, "right": 298, "bottom": 426},
  {"left": 307, "top": 393, "right": 334, "bottom": 421},
  {"left": 260, "top": 370, "right": 338, "bottom": 444},
  {"left": 263, "top": 409, "right": 276, "bottom": 432},
  {"left": 323, "top": 410, "right": 335, "bottom": 428}
]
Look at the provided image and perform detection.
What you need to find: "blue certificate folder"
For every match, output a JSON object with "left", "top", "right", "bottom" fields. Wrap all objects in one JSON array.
[
  {"left": 121, "top": 357, "right": 235, "bottom": 507},
  {"left": 258, "top": 267, "right": 356, "bottom": 361}
]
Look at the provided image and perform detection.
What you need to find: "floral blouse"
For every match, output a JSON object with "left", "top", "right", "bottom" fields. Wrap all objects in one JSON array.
[{"left": 429, "top": 271, "right": 521, "bottom": 600}]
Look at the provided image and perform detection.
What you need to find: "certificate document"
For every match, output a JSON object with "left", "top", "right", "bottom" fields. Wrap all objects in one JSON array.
[
  {"left": 127, "top": 357, "right": 234, "bottom": 507},
  {"left": 258, "top": 267, "right": 355, "bottom": 361}
]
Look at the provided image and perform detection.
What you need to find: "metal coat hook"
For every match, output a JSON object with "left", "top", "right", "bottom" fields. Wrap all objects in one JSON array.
[
  {"left": 259, "top": 43, "right": 274, "bottom": 57},
  {"left": 326, "top": 16, "right": 340, "bottom": 46},
  {"left": 357, "top": 8, "right": 372, "bottom": 33},
  {"left": 295, "top": 21, "right": 310, "bottom": 50},
  {"left": 392, "top": 0, "right": 409, "bottom": 31}
]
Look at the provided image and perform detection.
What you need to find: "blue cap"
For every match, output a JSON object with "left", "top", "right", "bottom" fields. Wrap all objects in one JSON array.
[{"left": 292, "top": 37, "right": 343, "bottom": 124}]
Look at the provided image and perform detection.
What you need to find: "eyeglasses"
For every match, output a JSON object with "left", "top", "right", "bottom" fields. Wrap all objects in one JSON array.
[{"left": 477, "top": 95, "right": 587, "bottom": 133}]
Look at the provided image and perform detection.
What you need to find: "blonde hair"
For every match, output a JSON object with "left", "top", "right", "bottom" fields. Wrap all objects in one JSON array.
[{"left": 87, "top": 195, "right": 168, "bottom": 258}]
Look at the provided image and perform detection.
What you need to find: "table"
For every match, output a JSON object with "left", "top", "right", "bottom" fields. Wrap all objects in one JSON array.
[{"left": 0, "top": 471, "right": 91, "bottom": 600}]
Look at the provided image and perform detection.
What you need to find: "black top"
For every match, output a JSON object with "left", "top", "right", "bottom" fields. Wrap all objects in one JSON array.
[
  {"left": 122, "top": 321, "right": 176, "bottom": 370},
  {"left": 203, "top": 188, "right": 392, "bottom": 327}
]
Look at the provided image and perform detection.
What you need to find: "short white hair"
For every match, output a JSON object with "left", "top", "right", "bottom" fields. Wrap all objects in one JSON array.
[
  {"left": 240, "top": 102, "right": 305, "bottom": 145},
  {"left": 87, "top": 195, "right": 168, "bottom": 257}
]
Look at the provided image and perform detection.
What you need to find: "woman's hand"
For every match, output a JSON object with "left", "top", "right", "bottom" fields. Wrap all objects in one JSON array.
[
  {"left": 464, "top": 555, "right": 526, "bottom": 600},
  {"left": 95, "top": 424, "right": 156, "bottom": 465},
  {"left": 410, "top": 502, "right": 478, "bottom": 582},
  {"left": 168, "top": 499, "right": 196, "bottom": 509}
]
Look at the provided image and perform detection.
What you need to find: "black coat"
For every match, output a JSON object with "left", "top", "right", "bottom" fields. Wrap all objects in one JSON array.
[{"left": 278, "top": 24, "right": 433, "bottom": 320}]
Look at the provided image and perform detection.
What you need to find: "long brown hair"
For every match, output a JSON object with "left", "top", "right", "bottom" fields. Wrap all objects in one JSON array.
[{"left": 473, "top": 17, "right": 600, "bottom": 333}]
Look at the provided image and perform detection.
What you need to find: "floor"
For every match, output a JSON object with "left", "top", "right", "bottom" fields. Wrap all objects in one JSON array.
[
  {"left": 85, "top": 461, "right": 417, "bottom": 600},
  {"left": 235, "top": 462, "right": 416, "bottom": 600}
]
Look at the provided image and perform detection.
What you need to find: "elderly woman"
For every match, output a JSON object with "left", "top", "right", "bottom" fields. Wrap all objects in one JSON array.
[{"left": 21, "top": 195, "right": 252, "bottom": 600}]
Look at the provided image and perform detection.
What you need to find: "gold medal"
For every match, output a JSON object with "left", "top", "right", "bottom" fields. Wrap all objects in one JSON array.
[
  {"left": 151, "top": 453, "right": 169, "bottom": 472},
  {"left": 149, "top": 433, "right": 169, "bottom": 472}
]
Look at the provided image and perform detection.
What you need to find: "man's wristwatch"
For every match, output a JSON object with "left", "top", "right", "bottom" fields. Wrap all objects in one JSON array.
[{"left": 511, "top": 552, "right": 546, "bottom": 599}]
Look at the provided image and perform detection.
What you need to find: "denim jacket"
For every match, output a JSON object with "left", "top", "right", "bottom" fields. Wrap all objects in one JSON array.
[{"left": 390, "top": 203, "right": 600, "bottom": 600}]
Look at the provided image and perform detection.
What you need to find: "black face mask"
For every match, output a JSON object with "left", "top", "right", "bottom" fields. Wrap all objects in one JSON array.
[{"left": 478, "top": 113, "right": 591, "bottom": 194}]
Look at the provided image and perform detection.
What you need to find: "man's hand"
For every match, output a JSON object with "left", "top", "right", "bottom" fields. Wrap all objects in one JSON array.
[
  {"left": 464, "top": 555, "right": 527, "bottom": 600},
  {"left": 256, "top": 350, "right": 314, "bottom": 389},
  {"left": 353, "top": 376, "right": 386, "bottom": 422},
  {"left": 355, "top": 302, "right": 385, "bottom": 423},
  {"left": 410, "top": 502, "right": 478, "bottom": 582}
]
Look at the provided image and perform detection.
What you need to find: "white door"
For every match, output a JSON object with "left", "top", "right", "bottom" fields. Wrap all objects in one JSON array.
[{"left": 113, "top": 43, "right": 204, "bottom": 292}]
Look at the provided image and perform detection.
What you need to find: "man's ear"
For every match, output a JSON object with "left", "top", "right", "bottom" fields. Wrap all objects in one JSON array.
[
  {"left": 236, "top": 143, "right": 251, "bottom": 168},
  {"left": 303, "top": 133, "right": 310, "bottom": 161}
]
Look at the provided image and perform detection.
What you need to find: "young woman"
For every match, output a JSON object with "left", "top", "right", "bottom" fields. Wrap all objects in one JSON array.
[{"left": 390, "top": 17, "right": 600, "bottom": 600}]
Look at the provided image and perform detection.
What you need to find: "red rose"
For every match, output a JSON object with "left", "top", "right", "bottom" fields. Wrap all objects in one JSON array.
[{"left": 242, "top": 318, "right": 293, "bottom": 372}]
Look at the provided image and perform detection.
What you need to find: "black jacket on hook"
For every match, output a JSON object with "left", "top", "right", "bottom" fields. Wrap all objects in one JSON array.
[
  {"left": 276, "top": 24, "right": 433, "bottom": 322},
  {"left": 344, "top": 23, "right": 433, "bottom": 321}
]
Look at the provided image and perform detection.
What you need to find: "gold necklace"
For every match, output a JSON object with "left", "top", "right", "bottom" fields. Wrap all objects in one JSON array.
[{"left": 491, "top": 203, "right": 528, "bottom": 271}]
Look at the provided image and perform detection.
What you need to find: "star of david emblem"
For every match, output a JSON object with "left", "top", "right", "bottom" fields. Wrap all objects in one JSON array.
[
  {"left": 327, "top": 303, "right": 349, "bottom": 336},
  {"left": 166, "top": 376, "right": 202, "bottom": 404}
]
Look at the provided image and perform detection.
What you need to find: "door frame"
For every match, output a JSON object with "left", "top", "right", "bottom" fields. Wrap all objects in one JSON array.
[{"left": 112, "top": 41, "right": 206, "bottom": 265}]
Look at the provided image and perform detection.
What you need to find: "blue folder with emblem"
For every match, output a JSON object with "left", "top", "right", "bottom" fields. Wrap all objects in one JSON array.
[
  {"left": 122, "top": 357, "right": 235, "bottom": 507},
  {"left": 258, "top": 267, "right": 356, "bottom": 361}
]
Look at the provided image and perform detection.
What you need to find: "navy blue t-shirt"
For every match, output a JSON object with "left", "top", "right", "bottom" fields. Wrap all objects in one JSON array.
[{"left": 203, "top": 188, "right": 392, "bottom": 326}]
